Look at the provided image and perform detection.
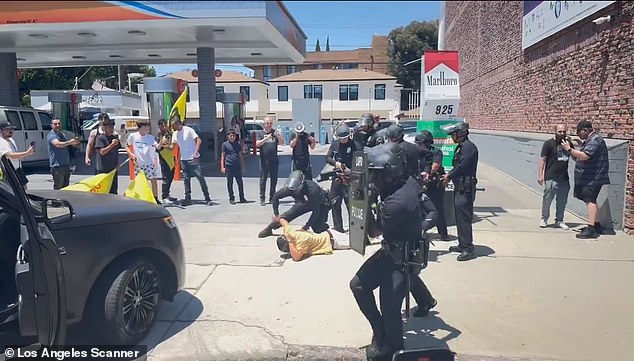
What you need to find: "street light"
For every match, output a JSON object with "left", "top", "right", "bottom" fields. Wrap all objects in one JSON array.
[{"left": 127, "top": 72, "right": 145, "bottom": 93}]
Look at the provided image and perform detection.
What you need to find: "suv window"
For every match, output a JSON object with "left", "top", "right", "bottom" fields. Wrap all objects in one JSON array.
[
  {"left": 38, "top": 112, "right": 53, "bottom": 130},
  {"left": 20, "top": 111, "right": 38, "bottom": 130},
  {"left": 244, "top": 123, "right": 263, "bottom": 131},
  {"left": 4, "top": 111, "right": 22, "bottom": 130}
]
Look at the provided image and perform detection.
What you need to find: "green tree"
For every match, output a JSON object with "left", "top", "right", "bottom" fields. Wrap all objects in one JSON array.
[
  {"left": 387, "top": 20, "right": 438, "bottom": 108},
  {"left": 315, "top": 38, "right": 321, "bottom": 52}
]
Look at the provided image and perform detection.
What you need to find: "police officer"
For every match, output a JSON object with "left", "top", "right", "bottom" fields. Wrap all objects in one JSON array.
[
  {"left": 349, "top": 142, "right": 433, "bottom": 360},
  {"left": 415, "top": 130, "right": 450, "bottom": 241},
  {"left": 289, "top": 122, "right": 316, "bottom": 179},
  {"left": 258, "top": 170, "right": 330, "bottom": 238},
  {"left": 387, "top": 124, "right": 420, "bottom": 179},
  {"left": 325, "top": 123, "right": 357, "bottom": 232},
  {"left": 440, "top": 122, "right": 478, "bottom": 261},
  {"left": 352, "top": 113, "right": 382, "bottom": 150}
]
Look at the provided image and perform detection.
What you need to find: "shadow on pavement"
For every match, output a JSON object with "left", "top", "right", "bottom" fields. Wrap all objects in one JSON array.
[
  {"left": 402, "top": 310, "right": 462, "bottom": 352},
  {"left": 472, "top": 206, "right": 507, "bottom": 225}
]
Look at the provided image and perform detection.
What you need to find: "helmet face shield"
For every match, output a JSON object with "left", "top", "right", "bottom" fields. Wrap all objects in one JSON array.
[{"left": 285, "top": 170, "right": 305, "bottom": 191}]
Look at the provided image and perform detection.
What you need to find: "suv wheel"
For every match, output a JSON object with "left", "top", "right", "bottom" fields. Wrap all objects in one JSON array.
[{"left": 101, "top": 259, "right": 162, "bottom": 344}]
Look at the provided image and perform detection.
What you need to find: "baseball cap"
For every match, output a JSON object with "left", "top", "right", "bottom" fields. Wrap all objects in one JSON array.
[
  {"left": 576, "top": 120, "right": 593, "bottom": 132},
  {"left": 0, "top": 119, "right": 16, "bottom": 130}
]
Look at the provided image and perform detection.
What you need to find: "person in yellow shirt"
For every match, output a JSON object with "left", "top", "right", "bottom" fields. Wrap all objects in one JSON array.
[{"left": 273, "top": 216, "right": 350, "bottom": 261}]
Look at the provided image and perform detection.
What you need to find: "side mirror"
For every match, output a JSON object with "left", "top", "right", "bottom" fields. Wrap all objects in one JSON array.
[{"left": 42, "top": 199, "right": 74, "bottom": 224}]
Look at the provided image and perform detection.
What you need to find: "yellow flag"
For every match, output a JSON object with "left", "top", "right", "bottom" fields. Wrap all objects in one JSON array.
[
  {"left": 159, "top": 148, "right": 175, "bottom": 170},
  {"left": 124, "top": 170, "right": 156, "bottom": 204},
  {"left": 169, "top": 87, "right": 187, "bottom": 126},
  {"left": 62, "top": 169, "right": 116, "bottom": 193}
]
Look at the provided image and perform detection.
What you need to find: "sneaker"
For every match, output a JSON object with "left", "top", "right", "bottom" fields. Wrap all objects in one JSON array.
[
  {"left": 539, "top": 219, "right": 548, "bottom": 228},
  {"left": 555, "top": 221, "right": 569, "bottom": 230},
  {"left": 576, "top": 226, "right": 599, "bottom": 239},
  {"left": 260, "top": 199, "right": 266, "bottom": 206},
  {"left": 161, "top": 198, "right": 173, "bottom": 205},
  {"left": 180, "top": 199, "right": 192, "bottom": 206},
  {"left": 229, "top": 199, "right": 236, "bottom": 205},
  {"left": 167, "top": 196, "right": 178, "bottom": 202},
  {"left": 239, "top": 198, "right": 248, "bottom": 203},
  {"left": 258, "top": 226, "right": 273, "bottom": 238},
  {"left": 205, "top": 199, "right": 215, "bottom": 206}
]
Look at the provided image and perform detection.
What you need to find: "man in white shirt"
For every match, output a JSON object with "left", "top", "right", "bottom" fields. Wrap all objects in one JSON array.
[
  {"left": 0, "top": 119, "right": 35, "bottom": 187},
  {"left": 171, "top": 118, "right": 213, "bottom": 206}
]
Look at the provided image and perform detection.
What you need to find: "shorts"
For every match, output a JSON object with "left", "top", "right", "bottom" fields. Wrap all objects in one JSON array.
[
  {"left": 135, "top": 163, "right": 159, "bottom": 179},
  {"left": 574, "top": 184, "right": 603, "bottom": 203}
]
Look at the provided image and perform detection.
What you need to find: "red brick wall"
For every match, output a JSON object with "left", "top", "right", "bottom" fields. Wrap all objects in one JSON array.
[{"left": 444, "top": 1, "right": 634, "bottom": 234}]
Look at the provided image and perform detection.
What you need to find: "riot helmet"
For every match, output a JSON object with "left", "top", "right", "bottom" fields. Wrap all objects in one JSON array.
[
  {"left": 285, "top": 170, "right": 305, "bottom": 192},
  {"left": 387, "top": 124, "right": 404, "bottom": 142},
  {"left": 415, "top": 130, "right": 434, "bottom": 147},
  {"left": 358, "top": 113, "right": 374, "bottom": 127},
  {"left": 335, "top": 123, "right": 351, "bottom": 140},
  {"left": 442, "top": 122, "right": 469, "bottom": 137},
  {"left": 367, "top": 142, "right": 407, "bottom": 195}
]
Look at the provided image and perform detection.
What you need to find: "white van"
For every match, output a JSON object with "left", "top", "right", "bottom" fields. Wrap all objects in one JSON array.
[{"left": 0, "top": 106, "right": 67, "bottom": 165}]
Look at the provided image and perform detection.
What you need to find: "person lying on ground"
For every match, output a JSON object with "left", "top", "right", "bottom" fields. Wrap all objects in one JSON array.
[{"left": 274, "top": 216, "right": 350, "bottom": 262}]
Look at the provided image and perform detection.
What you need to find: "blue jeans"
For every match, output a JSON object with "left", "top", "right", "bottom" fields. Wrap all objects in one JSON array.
[
  {"left": 542, "top": 179, "right": 570, "bottom": 222},
  {"left": 181, "top": 158, "right": 210, "bottom": 201}
]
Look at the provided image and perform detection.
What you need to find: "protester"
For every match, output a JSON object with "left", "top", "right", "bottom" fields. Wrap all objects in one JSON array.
[
  {"left": 94, "top": 117, "right": 121, "bottom": 194},
  {"left": 126, "top": 119, "right": 161, "bottom": 203},
  {"left": 47, "top": 118, "right": 80, "bottom": 190},
  {"left": 171, "top": 118, "right": 213, "bottom": 206},
  {"left": 0, "top": 120, "right": 35, "bottom": 188},
  {"left": 274, "top": 217, "right": 350, "bottom": 262},
  {"left": 221, "top": 130, "right": 248, "bottom": 204},
  {"left": 255, "top": 116, "right": 284, "bottom": 206},
  {"left": 155, "top": 119, "right": 177, "bottom": 204}
]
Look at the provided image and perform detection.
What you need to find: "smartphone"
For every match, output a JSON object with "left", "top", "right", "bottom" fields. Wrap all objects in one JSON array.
[{"left": 30, "top": 141, "right": 36, "bottom": 147}]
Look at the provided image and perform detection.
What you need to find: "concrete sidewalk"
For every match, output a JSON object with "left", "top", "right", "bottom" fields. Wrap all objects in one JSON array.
[{"left": 24, "top": 147, "right": 634, "bottom": 361}]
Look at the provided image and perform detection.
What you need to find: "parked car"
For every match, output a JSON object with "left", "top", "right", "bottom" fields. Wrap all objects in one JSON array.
[
  {"left": 243, "top": 122, "right": 264, "bottom": 146},
  {"left": 398, "top": 121, "right": 421, "bottom": 144},
  {"left": 0, "top": 155, "right": 185, "bottom": 346}
]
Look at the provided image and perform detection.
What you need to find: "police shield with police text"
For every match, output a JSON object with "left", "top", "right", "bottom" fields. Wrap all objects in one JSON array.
[
  {"left": 440, "top": 122, "right": 478, "bottom": 261},
  {"left": 349, "top": 142, "right": 429, "bottom": 360},
  {"left": 325, "top": 123, "right": 357, "bottom": 232}
]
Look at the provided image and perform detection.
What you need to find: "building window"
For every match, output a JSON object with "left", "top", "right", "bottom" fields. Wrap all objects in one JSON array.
[
  {"left": 339, "top": 84, "right": 359, "bottom": 101},
  {"left": 303, "top": 84, "right": 323, "bottom": 100},
  {"left": 263, "top": 65, "right": 273, "bottom": 82},
  {"left": 374, "top": 84, "right": 386, "bottom": 100},
  {"left": 239, "top": 86, "right": 250, "bottom": 102},
  {"left": 340, "top": 63, "right": 358, "bottom": 69},
  {"left": 216, "top": 86, "right": 224, "bottom": 95},
  {"left": 278, "top": 86, "right": 288, "bottom": 101},
  {"left": 315, "top": 64, "right": 323, "bottom": 69},
  {"left": 287, "top": 65, "right": 296, "bottom": 74}
]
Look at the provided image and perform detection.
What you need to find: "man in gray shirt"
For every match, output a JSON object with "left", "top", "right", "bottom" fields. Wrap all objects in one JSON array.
[
  {"left": 561, "top": 120, "right": 610, "bottom": 238},
  {"left": 47, "top": 118, "right": 80, "bottom": 190}
]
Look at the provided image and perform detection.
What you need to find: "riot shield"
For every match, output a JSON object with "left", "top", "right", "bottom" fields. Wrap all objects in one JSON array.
[{"left": 348, "top": 150, "right": 369, "bottom": 256}]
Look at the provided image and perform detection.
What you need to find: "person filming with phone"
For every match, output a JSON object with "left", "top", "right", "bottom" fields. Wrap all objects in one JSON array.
[{"left": 0, "top": 120, "right": 36, "bottom": 188}]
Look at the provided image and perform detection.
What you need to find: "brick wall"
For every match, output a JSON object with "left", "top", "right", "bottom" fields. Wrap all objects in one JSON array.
[{"left": 444, "top": 1, "right": 634, "bottom": 234}]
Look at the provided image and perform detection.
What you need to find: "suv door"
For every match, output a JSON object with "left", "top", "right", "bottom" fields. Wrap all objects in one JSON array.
[
  {"left": 19, "top": 111, "right": 45, "bottom": 162},
  {"left": 0, "top": 156, "right": 66, "bottom": 345}
]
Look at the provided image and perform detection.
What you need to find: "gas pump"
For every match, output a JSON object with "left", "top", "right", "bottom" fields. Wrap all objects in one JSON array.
[{"left": 142, "top": 77, "right": 181, "bottom": 133}]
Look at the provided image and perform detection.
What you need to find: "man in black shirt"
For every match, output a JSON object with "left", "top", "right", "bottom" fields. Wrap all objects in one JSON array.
[
  {"left": 256, "top": 116, "right": 285, "bottom": 206},
  {"left": 258, "top": 170, "right": 330, "bottom": 238},
  {"left": 415, "top": 131, "right": 449, "bottom": 240},
  {"left": 538, "top": 124, "right": 573, "bottom": 230},
  {"left": 440, "top": 122, "right": 478, "bottom": 262},
  {"left": 325, "top": 124, "right": 357, "bottom": 232},
  {"left": 94, "top": 118, "right": 120, "bottom": 194},
  {"left": 289, "top": 122, "right": 316, "bottom": 179},
  {"left": 221, "top": 130, "right": 248, "bottom": 204},
  {"left": 349, "top": 142, "right": 431, "bottom": 360}
]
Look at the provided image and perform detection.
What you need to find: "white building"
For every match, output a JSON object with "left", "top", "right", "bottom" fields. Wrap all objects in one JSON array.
[
  {"left": 164, "top": 70, "right": 270, "bottom": 121},
  {"left": 267, "top": 68, "right": 402, "bottom": 122}
]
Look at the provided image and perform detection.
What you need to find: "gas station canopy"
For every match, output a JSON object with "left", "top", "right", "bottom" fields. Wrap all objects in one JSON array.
[{"left": 0, "top": 1, "right": 306, "bottom": 68}]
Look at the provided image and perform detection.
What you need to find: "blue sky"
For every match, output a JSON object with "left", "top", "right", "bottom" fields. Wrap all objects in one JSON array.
[{"left": 153, "top": 1, "right": 440, "bottom": 76}]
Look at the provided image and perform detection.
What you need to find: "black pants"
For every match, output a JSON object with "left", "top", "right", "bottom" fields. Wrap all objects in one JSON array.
[
  {"left": 291, "top": 156, "right": 313, "bottom": 179},
  {"left": 181, "top": 159, "right": 210, "bottom": 201},
  {"left": 226, "top": 163, "right": 245, "bottom": 201},
  {"left": 259, "top": 156, "right": 279, "bottom": 201},
  {"left": 159, "top": 156, "right": 174, "bottom": 200},
  {"left": 269, "top": 202, "right": 330, "bottom": 233},
  {"left": 454, "top": 190, "right": 475, "bottom": 251},
  {"left": 330, "top": 178, "right": 350, "bottom": 231},
  {"left": 96, "top": 168, "right": 118, "bottom": 195},
  {"left": 426, "top": 185, "right": 448, "bottom": 235},
  {"left": 51, "top": 165, "right": 71, "bottom": 190},
  {"left": 349, "top": 248, "right": 408, "bottom": 352}
]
